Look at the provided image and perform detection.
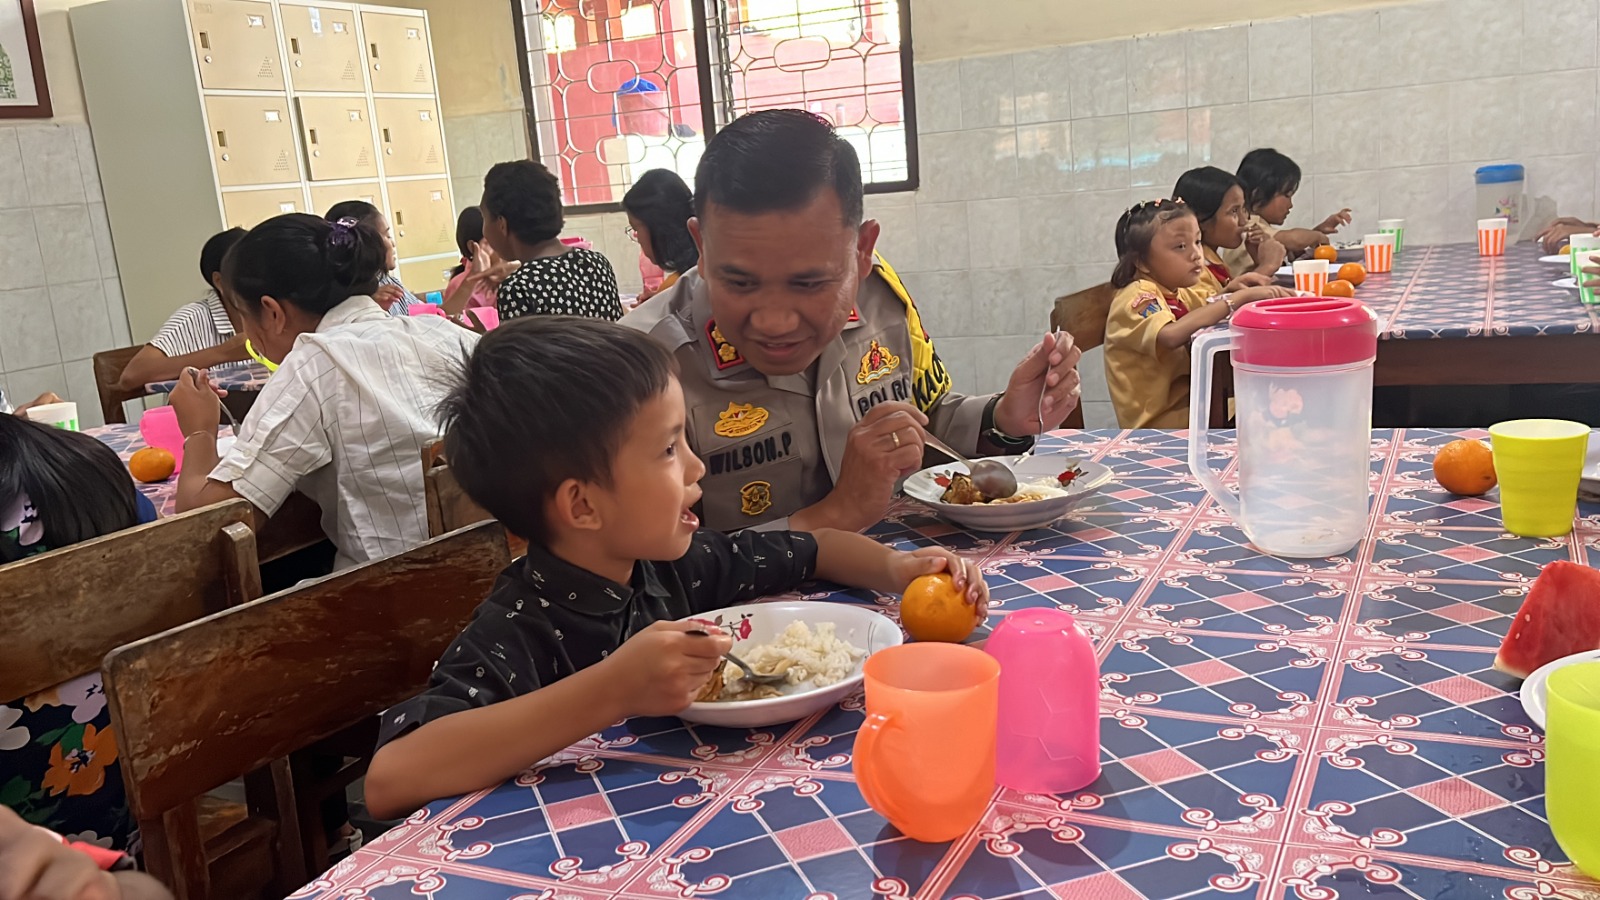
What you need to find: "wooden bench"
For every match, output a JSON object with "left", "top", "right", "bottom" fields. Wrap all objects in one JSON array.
[
  {"left": 1049, "top": 282, "right": 1115, "bottom": 431},
  {"left": 422, "top": 439, "right": 528, "bottom": 558}
]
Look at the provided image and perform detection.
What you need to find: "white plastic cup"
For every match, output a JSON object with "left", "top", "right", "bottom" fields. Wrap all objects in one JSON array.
[
  {"left": 1478, "top": 217, "right": 1509, "bottom": 256},
  {"left": 24, "top": 401, "right": 79, "bottom": 431},
  {"left": 1378, "top": 218, "right": 1405, "bottom": 253},
  {"left": 1580, "top": 251, "right": 1600, "bottom": 306},
  {"left": 1363, "top": 234, "right": 1395, "bottom": 274},
  {"left": 1293, "top": 259, "right": 1330, "bottom": 295},
  {"left": 1569, "top": 234, "right": 1600, "bottom": 279}
]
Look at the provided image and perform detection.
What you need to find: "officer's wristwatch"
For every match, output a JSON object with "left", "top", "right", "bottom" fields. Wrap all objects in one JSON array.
[{"left": 980, "top": 394, "right": 1036, "bottom": 451}]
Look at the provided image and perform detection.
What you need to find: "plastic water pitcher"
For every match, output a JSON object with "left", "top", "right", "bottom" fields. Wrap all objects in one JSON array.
[
  {"left": 1188, "top": 298, "right": 1379, "bottom": 558},
  {"left": 986, "top": 609, "right": 1101, "bottom": 795},
  {"left": 1476, "top": 164, "right": 1526, "bottom": 237}
]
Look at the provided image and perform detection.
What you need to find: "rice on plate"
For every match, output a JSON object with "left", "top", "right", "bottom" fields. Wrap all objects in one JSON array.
[{"left": 710, "top": 620, "right": 865, "bottom": 702}]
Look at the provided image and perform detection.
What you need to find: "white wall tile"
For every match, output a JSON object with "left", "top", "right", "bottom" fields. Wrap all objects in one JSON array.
[
  {"left": 477, "top": 112, "right": 522, "bottom": 169},
  {"left": 1248, "top": 17, "right": 1313, "bottom": 101},
  {"left": 62, "top": 358, "right": 105, "bottom": 429},
  {"left": 915, "top": 201, "right": 971, "bottom": 273},
  {"left": 1313, "top": 171, "right": 1386, "bottom": 238},
  {"left": 0, "top": 287, "right": 60, "bottom": 370},
  {"left": 900, "top": 270, "right": 971, "bottom": 339},
  {"left": 1067, "top": 189, "right": 1134, "bottom": 267},
  {"left": 1248, "top": 98, "right": 1315, "bottom": 170},
  {"left": 1068, "top": 40, "right": 1129, "bottom": 118},
  {"left": 0, "top": 128, "right": 27, "bottom": 210},
  {"left": 1129, "top": 110, "right": 1190, "bottom": 190},
  {"left": 866, "top": 198, "right": 920, "bottom": 273},
  {"left": 1522, "top": 0, "right": 1599, "bottom": 73},
  {"left": 1524, "top": 155, "right": 1597, "bottom": 224},
  {"left": 1016, "top": 195, "right": 1076, "bottom": 267},
  {"left": 6, "top": 364, "right": 67, "bottom": 408},
  {"left": 88, "top": 203, "right": 118, "bottom": 279},
  {"left": 1016, "top": 122, "right": 1074, "bottom": 196},
  {"left": 1011, "top": 47, "right": 1072, "bottom": 124},
  {"left": 442, "top": 116, "right": 485, "bottom": 186},
  {"left": 104, "top": 278, "right": 131, "bottom": 347},
  {"left": 72, "top": 124, "right": 104, "bottom": 205},
  {"left": 1378, "top": 2, "right": 1457, "bottom": 87},
  {"left": 1378, "top": 84, "right": 1451, "bottom": 168},
  {"left": 1313, "top": 92, "right": 1382, "bottom": 173},
  {"left": 1448, "top": 77, "right": 1522, "bottom": 163},
  {"left": 0, "top": 211, "right": 45, "bottom": 292},
  {"left": 14, "top": 125, "right": 85, "bottom": 207},
  {"left": 1186, "top": 26, "right": 1249, "bottom": 107},
  {"left": 966, "top": 198, "right": 1023, "bottom": 270},
  {"left": 1444, "top": 162, "right": 1485, "bottom": 244},
  {"left": 1379, "top": 166, "right": 1453, "bottom": 245},
  {"left": 959, "top": 55, "right": 1015, "bottom": 128},
  {"left": 913, "top": 60, "right": 963, "bottom": 134},
  {"left": 918, "top": 128, "right": 1018, "bottom": 202},
  {"left": 969, "top": 269, "right": 1026, "bottom": 336},
  {"left": 34, "top": 205, "right": 100, "bottom": 287},
  {"left": 1071, "top": 116, "right": 1131, "bottom": 191},
  {"left": 50, "top": 281, "right": 114, "bottom": 362},
  {"left": 1517, "top": 71, "right": 1598, "bottom": 157},
  {"left": 1312, "top": 11, "right": 1386, "bottom": 95},
  {"left": 1452, "top": 0, "right": 1525, "bottom": 79},
  {"left": 1128, "top": 31, "right": 1188, "bottom": 113},
  {"left": 1188, "top": 104, "right": 1252, "bottom": 168}
]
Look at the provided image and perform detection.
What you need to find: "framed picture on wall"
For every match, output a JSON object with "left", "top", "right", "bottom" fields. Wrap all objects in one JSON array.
[{"left": 0, "top": 0, "right": 50, "bottom": 118}]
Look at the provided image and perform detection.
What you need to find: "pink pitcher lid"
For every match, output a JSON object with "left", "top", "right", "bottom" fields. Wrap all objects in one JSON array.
[{"left": 1231, "top": 297, "right": 1378, "bottom": 367}]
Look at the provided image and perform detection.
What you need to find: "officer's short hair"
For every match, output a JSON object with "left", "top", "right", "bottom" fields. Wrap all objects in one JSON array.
[
  {"left": 438, "top": 317, "right": 676, "bottom": 545},
  {"left": 694, "top": 109, "right": 863, "bottom": 226}
]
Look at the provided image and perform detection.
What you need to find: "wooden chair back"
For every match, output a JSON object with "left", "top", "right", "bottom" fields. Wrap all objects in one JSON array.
[
  {"left": 422, "top": 439, "right": 528, "bottom": 557},
  {"left": 1049, "top": 282, "right": 1116, "bottom": 430},
  {"left": 92, "top": 345, "right": 150, "bottom": 425},
  {"left": 103, "top": 521, "right": 513, "bottom": 899},
  {"left": 0, "top": 500, "right": 260, "bottom": 702}
]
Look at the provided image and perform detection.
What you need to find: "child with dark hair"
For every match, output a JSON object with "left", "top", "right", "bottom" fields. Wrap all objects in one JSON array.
[
  {"left": 116, "top": 227, "right": 251, "bottom": 390},
  {"left": 1104, "top": 200, "right": 1289, "bottom": 429},
  {"left": 480, "top": 160, "right": 622, "bottom": 322},
  {"left": 323, "top": 200, "right": 419, "bottom": 316},
  {"left": 1172, "top": 166, "right": 1285, "bottom": 288},
  {"left": 1, "top": 413, "right": 157, "bottom": 851},
  {"left": 362, "top": 316, "right": 989, "bottom": 817},
  {"left": 1229, "top": 148, "right": 1352, "bottom": 262},
  {"left": 168, "top": 213, "right": 478, "bottom": 570},
  {"left": 622, "top": 168, "right": 698, "bottom": 302},
  {"left": 440, "top": 206, "right": 519, "bottom": 322}
]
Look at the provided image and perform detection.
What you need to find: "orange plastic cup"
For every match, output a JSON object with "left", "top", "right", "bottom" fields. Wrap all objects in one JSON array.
[{"left": 853, "top": 643, "right": 999, "bottom": 842}]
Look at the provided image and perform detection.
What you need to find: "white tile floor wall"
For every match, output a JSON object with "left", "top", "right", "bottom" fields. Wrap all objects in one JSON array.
[{"left": 0, "top": 122, "right": 129, "bottom": 428}]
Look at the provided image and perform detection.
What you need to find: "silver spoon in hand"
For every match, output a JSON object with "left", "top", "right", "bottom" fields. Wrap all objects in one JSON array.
[
  {"left": 921, "top": 433, "right": 1019, "bottom": 500},
  {"left": 688, "top": 629, "right": 788, "bottom": 686}
]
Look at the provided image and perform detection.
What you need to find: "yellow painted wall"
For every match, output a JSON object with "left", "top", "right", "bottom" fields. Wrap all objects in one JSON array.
[
  {"left": 909, "top": 0, "right": 1414, "bottom": 61},
  {"left": 31, "top": 0, "right": 99, "bottom": 122}
]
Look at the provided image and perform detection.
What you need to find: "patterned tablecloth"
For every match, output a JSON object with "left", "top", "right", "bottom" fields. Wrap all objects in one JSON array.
[
  {"left": 295, "top": 430, "right": 1600, "bottom": 900},
  {"left": 144, "top": 362, "right": 273, "bottom": 395},
  {"left": 88, "top": 423, "right": 198, "bottom": 517},
  {"left": 1351, "top": 242, "right": 1598, "bottom": 341}
]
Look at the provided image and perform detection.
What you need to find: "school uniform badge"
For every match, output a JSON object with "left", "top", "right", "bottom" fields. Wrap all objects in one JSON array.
[
  {"left": 705, "top": 320, "right": 743, "bottom": 370},
  {"left": 713, "top": 402, "right": 769, "bottom": 438},
  {"left": 740, "top": 480, "right": 773, "bottom": 516},
  {"left": 855, "top": 340, "right": 901, "bottom": 385}
]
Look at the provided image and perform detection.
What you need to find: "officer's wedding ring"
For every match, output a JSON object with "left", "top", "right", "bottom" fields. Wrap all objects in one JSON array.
[{"left": 891, "top": 430, "right": 901, "bottom": 449}]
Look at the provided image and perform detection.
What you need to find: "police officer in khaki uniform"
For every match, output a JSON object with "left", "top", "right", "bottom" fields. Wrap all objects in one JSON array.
[{"left": 624, "top": 110, "right": 1083, "bottom": 533}]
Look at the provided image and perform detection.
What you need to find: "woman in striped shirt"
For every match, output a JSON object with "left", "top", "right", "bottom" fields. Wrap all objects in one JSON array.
[
  {"left": 115, "top": 228, "right": 252, "bottom": 390},
  {"left": 324, "top": 200, "right": 419, "bottom": 316}
]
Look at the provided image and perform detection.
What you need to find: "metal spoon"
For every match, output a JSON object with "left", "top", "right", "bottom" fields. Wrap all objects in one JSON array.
[
  {"left": 687, "top": 629, "right": 788, "bottom": 686},
  {"left": 922, "top": 432, "right": 1019, "bottom": 500}
]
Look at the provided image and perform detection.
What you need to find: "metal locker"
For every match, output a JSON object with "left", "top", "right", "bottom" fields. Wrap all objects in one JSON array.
[
  {"left": 221, "top": 187, "right": 305, "bottom": 229},
  {"left": 296, "top": 97, "right": 379, "bottom": 181},
  {"left": 279, "top": 4, "right": 363, "bottom": 92},
  {"left": 205, "top": 96, "right": 300, "bottom": 186},
  {"left": 361, "top": 11, "right": 434, "bottom": 94},
  {"left": 189, "top": 0, "right": 285, "bottom": 91},
  {"left": 310, "top": 182, "right": 381, "bottom": 219},
  {"left": 386, "top": 178, "right": 454, "bottom": 259},
  {"left": 373, "top": 98, "right": 445, "bottom": 177},
  {"left": 398, "top": 257, "right": 454, "bottom": 295}
]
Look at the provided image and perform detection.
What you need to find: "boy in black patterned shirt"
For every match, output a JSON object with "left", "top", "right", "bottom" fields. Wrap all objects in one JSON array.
[{"left": 364, "top": 317, "right": 989, "bottom": 818}]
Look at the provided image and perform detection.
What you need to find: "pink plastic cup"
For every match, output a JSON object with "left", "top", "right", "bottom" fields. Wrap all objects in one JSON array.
[
  {"left": 138, "top": 405, "right": 187, "bottom": 473},
  {"left": 986, "top": 608, "right": 1102, "bottom": 794}
]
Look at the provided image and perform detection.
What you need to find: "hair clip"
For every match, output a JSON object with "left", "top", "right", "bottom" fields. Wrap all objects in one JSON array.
[{"left": 327, "top": 216, "right": 360, "bottom": 250}]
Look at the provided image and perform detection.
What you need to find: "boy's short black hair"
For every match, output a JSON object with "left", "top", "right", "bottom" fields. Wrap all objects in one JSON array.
[
  {"left": 1236, "top": 148, "right": 1301, "bottom": 212},
  {"left": 437, "top": 317, "right": 676, "bottom": 545},
  {"left": 199, "top": 227, "right": 247, "bottom": 284},
  {"left": 694, "top": 109, "right": 863, "bottom": 226},
  {"left": 481, "top": 160, "right": 565, "bottom": 245}
]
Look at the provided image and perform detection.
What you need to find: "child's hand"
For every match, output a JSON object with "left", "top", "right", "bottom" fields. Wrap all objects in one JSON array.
[
  {"left": 1316, "top": 209, "right": 1352, "bottom": 235},
  {"left": 1224, "top": 272, "right": 1272, "bottom": 291},
  {"left": 1234, "top": 285, "right": 1295, "bottom": 305},
  {"left": 890, "top": 547, "right": 990, "bottom": 618},
  {"left": 604, "top": 620, "right": 731, "bottom": 717},
  {"left": 1251, "top": 237, "right": 1287, "bottom": 273},
  {"left": 0, "top": 805, "right": 122, "bottom": 900},
  {"left": 373, "top": 282, "right": 407, "bottom": 310}
]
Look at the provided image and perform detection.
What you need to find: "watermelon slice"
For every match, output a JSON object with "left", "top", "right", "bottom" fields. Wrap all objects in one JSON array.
[{"left": 1495, "top": 561, "right": 1600, "bottom": 680}]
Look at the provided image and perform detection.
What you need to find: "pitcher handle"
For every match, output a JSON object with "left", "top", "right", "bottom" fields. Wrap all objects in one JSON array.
[
  {"left": 1188, "top": 329, "right": 1242, "bottom": 524},
  {"left": 854, "top": 712, "right": 912, "bottom": 827}
]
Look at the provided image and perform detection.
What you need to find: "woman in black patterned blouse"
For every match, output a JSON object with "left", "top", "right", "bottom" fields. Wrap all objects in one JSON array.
[{"left": 481, "top": 160, "right": 623, "bottom": 322}]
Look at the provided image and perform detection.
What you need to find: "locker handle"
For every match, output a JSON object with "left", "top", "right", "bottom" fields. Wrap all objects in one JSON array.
[
  {"left": 394, "top": 210, "right": 405, "bottom": 226},
  {"left": 308, "top": 128, "right": 319, "bottom": 145},
  {"left": 290, "top": 37, "right": 301, "bottom": 55},
  {"left": 215, "top": 130, "right": 228, "bottom": 149},
  {"left": 381, "top": 128, "right": 391, "bottom": 144},
  {"left": 370, "top": 42, "right": 380, "bottom": 58},
  {"left": 198, "top": 31, "right": 211, "bottom": 50}
]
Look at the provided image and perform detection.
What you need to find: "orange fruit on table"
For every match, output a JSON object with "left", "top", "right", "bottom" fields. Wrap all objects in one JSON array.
[
  {"left": 1313, "top": 245, "right": 1340, "bottom": 262},
  {"left": 1338, "top": 262, "right": 1368, "bottom": 286},
  {"left": 1323, "top": 279, "right": 1356, "bottom": 298},
  {"left": 901, "top": 572, "right": 983, "bottom": 643},
  {"left": 1433, "top": 439, "right": 1497, "bottom": 497},
  {"left": 128, "top": 447, "right": 176, "bottom": 483}
]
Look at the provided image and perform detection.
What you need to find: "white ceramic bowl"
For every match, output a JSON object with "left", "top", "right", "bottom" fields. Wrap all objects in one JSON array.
[
  {"left": 1521, "top": 649, "right": 1600, "bottom": 729},
  {"left": 678, "top": 601, "right": 902, "bottom": 728},
  {"left": 901, "top": 454, "right": 1115, "bottom": 532}
]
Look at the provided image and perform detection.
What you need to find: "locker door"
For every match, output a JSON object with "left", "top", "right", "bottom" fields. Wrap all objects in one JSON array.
[
  {"left": 361, "top": 11, "right": 434, "bottom": 94},
  {"left": 374, "top": 98, "right": 445, "bottom": 177},
  {"left": 189, "top": 0, "right": 285, "bottom": 91},
  {"left": 296, "top": 97, "right": 379, "bottom": 181},
  {"left": 386, "top": 178, "right": 454, "bottom": 258},
  {"left": 310, "top": 182, "right": 380, "bottom": 218},
  {"left": 206, "top": 96, "right": 300, "bottom": 186},
  {"left": 221, "top": 187, "right": 305, "bottom": 229},
  {"left": 398, "top": 257, "right": 454, "bottom": 296},
  {"left": 279, "top": 4, "right": 362, "bottom": 92}
]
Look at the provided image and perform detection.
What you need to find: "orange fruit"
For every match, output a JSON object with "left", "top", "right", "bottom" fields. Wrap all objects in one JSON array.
[
  {"left": 1323, "top": 279, "right": 1356, "bottom": 298},
  {"left": 1433, "top": 439, "right": 1497, "bottom": 497},
  {"left": 128, "top": 447, "right": 176, "bottom": 483},
  {"left": 1338, "top": 262, "right": 1368, "bottom": 286},
  {"left": 901, "top": 573, "right": 983, "bottom": 643},
  {"left": 1562, "top": 245, "right": 1575, "bottom": 255},
  {"left": 1313, "top": 244, "right": 1340, "bottom": 262}
]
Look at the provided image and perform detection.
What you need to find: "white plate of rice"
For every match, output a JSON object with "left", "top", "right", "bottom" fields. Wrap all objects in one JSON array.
[{"left": 678, "top": 601, "right": 903, "bottom": 728}]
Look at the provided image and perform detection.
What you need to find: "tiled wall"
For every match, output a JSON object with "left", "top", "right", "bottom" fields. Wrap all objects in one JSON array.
[
  {"left": 0, "top": 122, "right": 129, "bottom": 428},
  {"left": 863, "top": 0, "right": 1600, "bottom": 427},
  {"left": 442, "top": 109, "right": 531, "bottom": 215}
]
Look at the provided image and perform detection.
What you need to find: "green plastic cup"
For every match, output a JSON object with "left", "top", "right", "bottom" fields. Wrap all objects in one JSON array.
[
  {"left": 1547, "top": 661, "right": 1600, "bottom": 879},
  {"left": 1569, "top": 235, "right": 1600, "bottom": 282},
  {"left": 1579, "top": 250, "right": 1600, "bottom": 306},
  {"left": 1489, "top": 419, "right": 1590, "bottom": 537},
  {"left": 1378, "top": 218, "right": 1405, "bottom": 254}
]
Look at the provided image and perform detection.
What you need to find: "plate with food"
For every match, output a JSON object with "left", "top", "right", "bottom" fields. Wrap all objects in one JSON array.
[
  {"left": 1555, "top": 277, "right": 1580, "bottom": 290},
  {"left": 901, "top": 455, "right": 1114, "bottom": 532},
  {"left": 1542, "top": 254, "right": 1574, "bottom": 264},
  {"left": 679, "top": 601, "right": 902, "bottom": 728}
]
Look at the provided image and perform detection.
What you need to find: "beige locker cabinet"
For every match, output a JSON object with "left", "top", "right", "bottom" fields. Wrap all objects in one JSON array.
[
  {"left": 374, "top": 97, "right": 445, "bottom": 177},
  {"left": 387, "top": 178, "right": 453, "bottom": 258},
  {"left": 221, "top": 187, "right": 306, "bottom": 228},
  {"left": 189, "top": 0, "right": 286, "bottom": 90},
  {"left": 296, "top": 97, "right": 379, "bottom": 181},
  {"left": 398, "top": 257, "right": 453, "bottom": 295},
  {"left": 205, "top": 96, "right": 300, "bottom": 186},
  {"left": 362, "top": 11, "right": 433, "bottom": 94},
  {"left": 310, "top": 181, "right": 380, "bottom": 218},
  {"left": 279, "top": 4, "right": 363, "bottom": 92}
]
